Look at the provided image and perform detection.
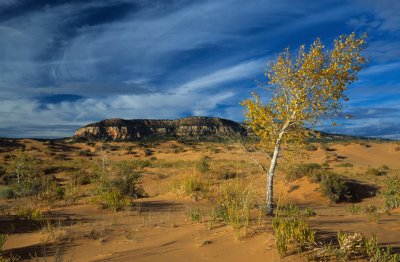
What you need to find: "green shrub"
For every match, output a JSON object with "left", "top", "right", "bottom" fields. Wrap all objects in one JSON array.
[
  {"left": 366, "top": 167, "right": 388, "bottom": 177},
  {"left": 197, "top": 156, "right": 210, "bottom": 174},
  {"left": 35, "top": 183, "right": 65, "bottom": 207},
  {"left": 144, "top": 148, "right": 153, "bottom": 156},
  {"left": 70, "top": 170, "right": 93, "bottom": 185},
  {"left": 0, "top": 234, "right": 6, "bottom": 256},
  {"left": 288, "top": 163, "right": 356, "bottom": 203},
  {"left": 64, "top": 180, "right": 80, "bottom": 205},
  {"left": 272, "top": 204, "right": 315, "bottom": 257},
  {"left": 90, "top": 191, "right": 128, "bottom": 212},
  {"left": 0, "top": 166, "right": 6, "bottom": 182},
  {"left": 275, "top": 203, "right": 300, "bottom": 217},
  {"left": 5, "top": 148, "right": 50, "bottom": 197},
  {"left": 177, "top": 175, "right": 208, "bottom": 197},
  {"left": 321, "top": 162, "right": 330, "bottom": 168},
  {"left": 379, "top": 176, "right": 400, "bottom": 209},
  {"left": 0, "top": 187, "right": 15, "bottom": 199},
  {"left": 306, "top": 144, "right": 318, "bottom": 151},
  {"left": 336, "top": 162, "right": 353, "bottom": 168},
  {"left": 304, "top": 207, "right": 316, "bottom": 217},
  {"left": 131, "top": 159, "right": 152, "bottom": 169},
  {"left": 287, "top": 185, "right": 300, "bottom": 193},
  {"left": 212, "top": 204, "right": 229, "bottom": 223},
  {"left": 363, "top": 235, "right": 400, "bottom": 262},
  {"left": 151, "top": 159, "right": 192, "bottom": 169},
  {"left": 15, "top": 205, "right": 43, "bottom": 221},
  {"left": 79, "top": 149, "right": 93, "bottom": 156},
  {"left": 186, "top": 208, "right": 203, "bottom": 223},
  {"left": 345, "top": 204, "right": 380, "bottom": 222},
  {"left": 286, "top": 163, "right": 322, "bottom": 181},
  {"left": 346, "top": 204, "right": 364, "bottom": 214},
  {"left": 218, "top": 170, "right": 236, "bottom": 180},
  {"left": 319, "top": 172, "right": 350, "bottom": 202},
  {"left": 212, "top": 181, "right": 259, "bottom": 238},
  {"left": 91, "top": 161, "right": 145, "bottom": 212}
]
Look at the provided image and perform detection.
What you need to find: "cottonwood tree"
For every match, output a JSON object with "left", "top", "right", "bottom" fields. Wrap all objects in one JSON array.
[{"left": 242, "top": 33, "right": 367, "bottom": 215}]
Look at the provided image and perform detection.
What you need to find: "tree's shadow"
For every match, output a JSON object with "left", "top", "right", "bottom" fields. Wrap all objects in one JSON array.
[
  {"left": 132, "top": 200, "right": 185, "bottom": 212},
  {"left": 0, "top": 211, "right": 95, "bottom": 234},
  {"left": 47, "top": 142, "right": 79, "bottom": 153},
  {"left": 5, "top": 240, "right": 76, "bottom": 260},
  {"left": 345, "top": 179, "right": 379, "bottom": 202},
  {"left": 0, "top": 139, "right": 25, "bottom": 152}
]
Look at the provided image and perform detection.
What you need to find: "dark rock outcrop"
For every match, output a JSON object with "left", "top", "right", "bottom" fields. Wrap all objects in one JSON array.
[{"left": 74, "top": 116, "right": 247, "bottom": 140}]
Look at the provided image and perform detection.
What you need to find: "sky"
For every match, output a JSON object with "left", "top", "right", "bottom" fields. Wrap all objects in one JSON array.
[{"left": 0, "top": 0, "right": 399, "bottom": 139}]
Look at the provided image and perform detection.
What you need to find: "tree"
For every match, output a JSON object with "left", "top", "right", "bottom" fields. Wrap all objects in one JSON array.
[{"left": 242, "top": 33, "right": 367, "bottom": 215}]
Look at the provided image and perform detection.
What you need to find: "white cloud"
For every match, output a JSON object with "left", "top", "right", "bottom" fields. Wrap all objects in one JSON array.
[
  {"left": 360, "top": 61, "right": 400, "bottom": 76},
  {"left": 0, "top": 88, "right": 235, "bottom": 137},
  {"left": 176, "top": 59, "right": 264, "bottom": 94}
]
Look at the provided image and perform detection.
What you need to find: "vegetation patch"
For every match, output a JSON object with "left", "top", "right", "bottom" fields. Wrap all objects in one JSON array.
[
  {"left": 366, "top": 166, "right": 389, "bottom": 177},
  {"left": 379, "top": 176, "right": 400, "bottom": 209},
  {"left": 319, "top": 172, "right": 350, "bottom": 203},
  {"left": 286, "top": 163, "right": 322, "bottom": 181},
  {"left": 211, "top": 181, "right": 261, "bottom": 239},
  {"left": 90, "top": 161, "right": 145, "bottom": 212},
  {"left": 0, "top": 186, "right": 15, "bottom": 200},
  {"left": 286, "top": 163, "right": 373, "bottom": 203},
  {"left": 314, "top": 232, "right": 400, "bottom": 261},
  {"left": 197, "top": 156, "right": 210, "bottom": 174},
  {"left": 4, "top": 149, "right": 54, "bottom": 198},
  {"left": 272, "top": 204, "right": 316, "bottom": 258},
  {"left": 336, "top": 162, "right": 353, "bottom": 168}
]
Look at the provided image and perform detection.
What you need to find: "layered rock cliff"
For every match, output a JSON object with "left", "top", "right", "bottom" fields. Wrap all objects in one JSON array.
[{"left": 74, "top": 116, "right": 247, "bottom": 140}]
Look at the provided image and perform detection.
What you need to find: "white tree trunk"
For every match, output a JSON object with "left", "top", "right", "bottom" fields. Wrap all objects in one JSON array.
[
  {"left": 265, "top": 114, "right": 293, "bottom": 215},
  {"left": 266, "top": 141, "right": 281, "bottom": 215}
]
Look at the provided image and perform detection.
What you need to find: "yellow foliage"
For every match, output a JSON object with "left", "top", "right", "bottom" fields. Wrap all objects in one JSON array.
[{"left": 242, "top": 32, "right": 367, "bottom": 153}]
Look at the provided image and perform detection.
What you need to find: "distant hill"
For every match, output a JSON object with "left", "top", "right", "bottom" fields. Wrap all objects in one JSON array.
[
  {"left": 73, "top": 116, "right": 389, "bottom": 142},
  {"left": 74, "top": 116, "right": 247, "bottom": 141}
]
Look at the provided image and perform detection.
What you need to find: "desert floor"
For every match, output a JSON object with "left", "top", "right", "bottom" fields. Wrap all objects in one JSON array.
[{"left": 0, "top": 138, "right": 399, "bottom": 261}]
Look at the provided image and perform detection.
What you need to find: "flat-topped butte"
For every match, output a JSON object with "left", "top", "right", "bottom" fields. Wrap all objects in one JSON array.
[{"left": 74, "top": 116, "right": 247, "bottom": 140}]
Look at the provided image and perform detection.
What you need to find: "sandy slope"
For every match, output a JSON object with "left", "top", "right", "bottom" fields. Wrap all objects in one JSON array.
[{"left": 1, "top": 139, "right": 400, "bottom": 261}]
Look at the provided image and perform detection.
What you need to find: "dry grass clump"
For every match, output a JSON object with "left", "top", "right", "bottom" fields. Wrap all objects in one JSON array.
[
  {"left": 211, "top": 180, "right": 261, "bottom": 239},
  {"left": 286, "top": 163, "right": 322, "bottom": 181},
  {"left": 272, "top": 204, "right": 316, "bottom": 258},
  {"left": 14, "top": 204, "right": 44, "bottom": 221},
  {"left": 366, "top": 166, "right": 389, "bottom": 177},
  {"left": 197, "top": 156, "right": 210, "bottom": 174},
  {"left": 306, "top": 144, "right": 318, "bottom": 151},
  {"left": 185, "top": 208, "right": 205, "bottom": 223},
  {"left": 89, "top": 161, "right": 145, "bottom": 212},
  {"left": 379, "top": 176, "right": 400, "bottom": 209},
  {"left": 312, "top": 232, "right": 400, "bottom": 261},
  {"left": 345, "top": 204, "right": 380, "bottom": 223},
  {"left": 336, "top": 162, "right": 353, "bottom": 168},
  {"left": 170, "top": 174, "right": 209, "bottom": 200}
]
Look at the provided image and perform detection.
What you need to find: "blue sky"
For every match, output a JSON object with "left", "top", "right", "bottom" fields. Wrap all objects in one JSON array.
[{"left": 0, "top": 0, "right": 399, "bottom": 138}]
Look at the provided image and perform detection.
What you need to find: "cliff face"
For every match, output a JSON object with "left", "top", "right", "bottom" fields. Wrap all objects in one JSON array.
[{"left": 74, "top": 117, "right": 247, "bottom": 140}]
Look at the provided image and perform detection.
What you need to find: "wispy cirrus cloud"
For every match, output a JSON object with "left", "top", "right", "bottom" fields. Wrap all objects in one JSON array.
[{"left": 176, "top": 59, "right": 265, "bottom": 94}]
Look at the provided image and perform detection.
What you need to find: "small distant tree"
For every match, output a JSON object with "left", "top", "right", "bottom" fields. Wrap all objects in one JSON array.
[{"left": 242, "top": 33, "right": 367, "bottom": 215}]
